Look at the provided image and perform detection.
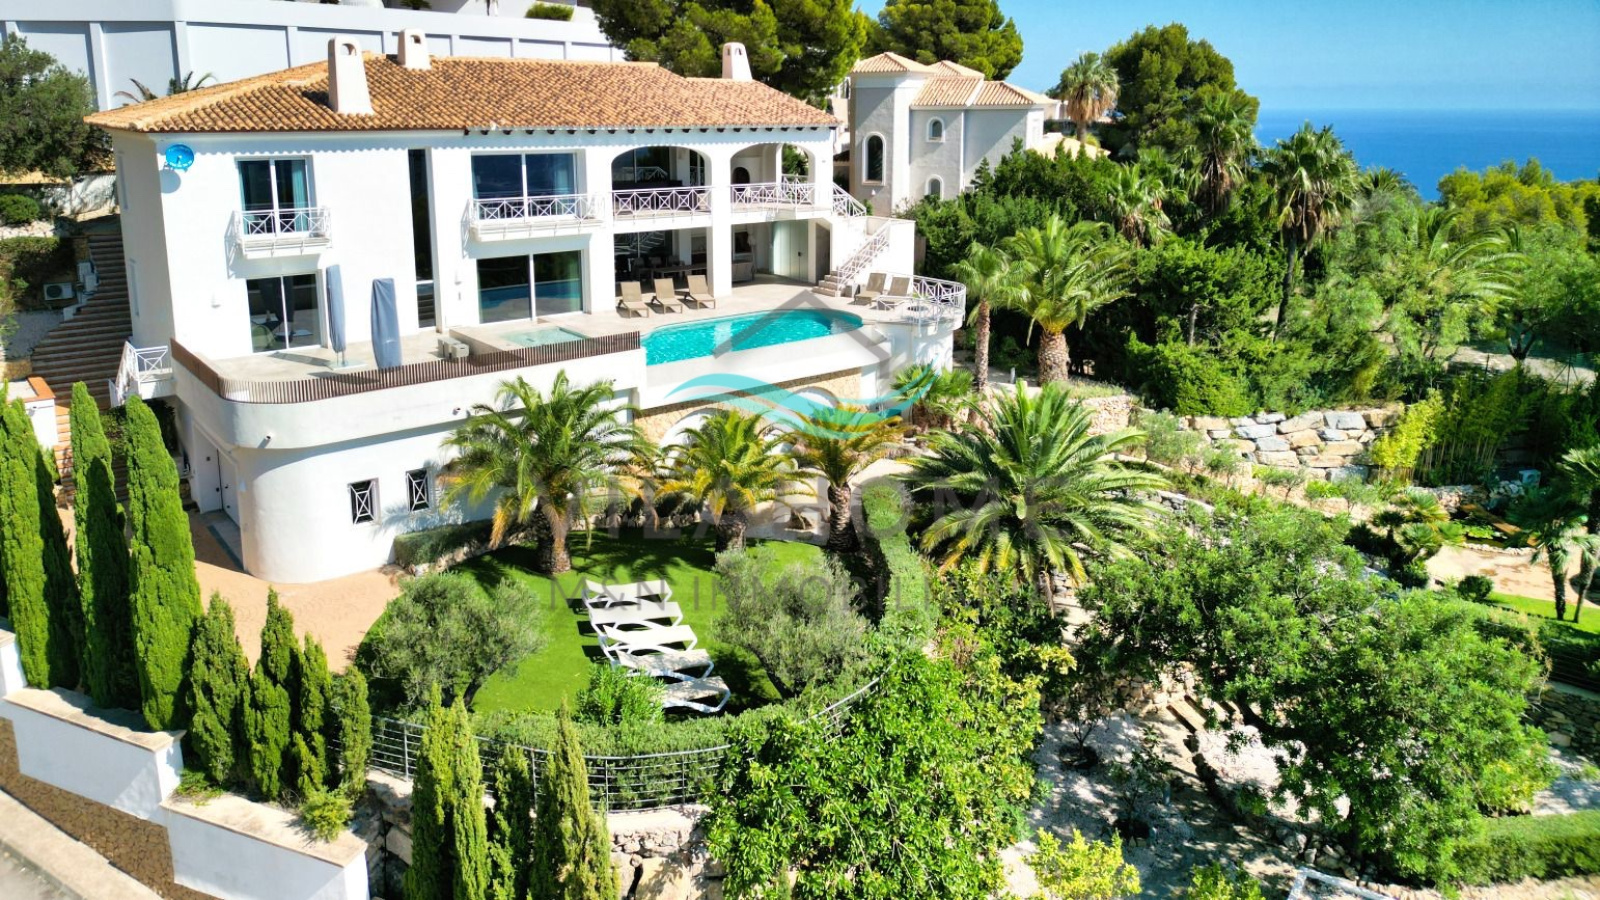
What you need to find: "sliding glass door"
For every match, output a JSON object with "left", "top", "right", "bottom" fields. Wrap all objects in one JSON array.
[
  {"left": 245, "top": 273, "right": 320, "bottom": 352},
  {"left": 237, "top": 159, "right": 311, "bottom": 234},
  {"left": 477, "top": 250, "right": 584, "bottom": 323}
]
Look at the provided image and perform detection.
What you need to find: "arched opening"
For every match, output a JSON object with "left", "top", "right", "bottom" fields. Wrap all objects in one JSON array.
[
  {"left": 927, "top": 118, "right": 944, "bottom": 142},
  {"left": 925, "top": 177, "right": 943, "bottom": 200},
  {"left": 732, "top": 165, "right": 751, "bottom": 185},
  {"left": 863, "top": 135, "right": 885, "bottom": 183},
  {"left": 611, "top": 146, "right": 706, "bottom": 189},
  {"left": 661, "top": 408, "right": 716, "bottom": 448}
]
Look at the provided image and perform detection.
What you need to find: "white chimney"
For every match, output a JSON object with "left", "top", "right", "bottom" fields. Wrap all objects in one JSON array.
[
  {"left": 399, "top": 29, "right": 430, "bottom": 70},
  {"left": 327, "top": 38, "right": 373, "bottom": 115},
  {"left": 721, "top": 43, "right": 751, "bottom": 81}
]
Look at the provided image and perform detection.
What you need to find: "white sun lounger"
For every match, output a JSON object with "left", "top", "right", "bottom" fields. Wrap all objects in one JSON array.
[
  {"left": 581, "top": 579, "right": 673, "bottom": 607},
  {"left": 662, "top": 676, "right": 731, "bottom": 714},
  {"left": 595, "top": 623, "right": 714, "bottom": 678},
  {"left": 587, "top": 599, "right": 683, "bottom": 629}
]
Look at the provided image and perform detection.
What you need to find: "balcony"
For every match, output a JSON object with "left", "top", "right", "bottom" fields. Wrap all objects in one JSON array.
[
  {"left": 610, "top": 186, "right": 711, "bottom": 229},
  {"left": 728, "top": 180, "right": 826, "bottom": 220},
  {"left": 228, "top": 207, "right": 332, "bottom": 259},
  {"left": 467, "top": 193, "right": 601, "bottom": 241}
]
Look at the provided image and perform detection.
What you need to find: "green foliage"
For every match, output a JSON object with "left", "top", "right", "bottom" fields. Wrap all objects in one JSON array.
[
  {"left": 0, "top": 35, "right": 102, "bottom": 177},
  {"left": 1417, "top": 371, "right": 1533, "bottom": 485},
  {"left": 860, "top": 482, "right": 932, "bottom": 629},
  {"left": 1136, "top": 409, "right": 1203, "bottom": 468},
  {"left": 0, "top": 193, "right": 40, "bottom": 225},
  {"left": 1452, "top": 810, "right": 1600, "bottom": 884},
  {"left": 124, "top": 396, "right": 202, "bottom": 730},
  {"left": 488, "top": 744, "right": 535, "bottom": 900},
  {"left": 295, "top": 636, "right": 333, "bottom": 794},
  {"left": 186, "top": 595, "right": 251, "bottom": 786},
  {"left": 71, "top": 383, "right": 136, "bottom": 708},
  {"left": 246, "top": 669, "right": 291, "bottom": 800},
  {"left": 405, "top": 689, "right": 491, "bottom": 900},
  {"left": 0, "top": 236, "right": 72, "bottom": 310},
  {"left": 1367, "top": 394, "right": 1441, "bottom": 481},
  {"left": 0, "top": 398, "right": 53, "bottom": 686},
  {"left": 1078, "top": 500, "right": 1554, "bottom": 882},
  {"left": 1439, "top": 158, "right": 1598, "bottom": 237},
  {"left": 525, "top": 2, "right": 575, "bottom": 19},
  {"left": 868, "top": 0, "right": 1023, "bottom": 79},
  {"left": 1124, "top": 338, "right": 1254, "bottom": 416},
  {"left": 587, "top": 0, "right": 868, "bottom": 103},
  {"left": 706, "top": 642, "right": 1041, "bottom": 900},
  {"left": 657, "top": 408, "right": 806, "bottom": 551},
  {"left": 392, "top": 520, "right": 494, "bottom": 570},
  {"left": 365, "top": 572, "right": 546, "bottom": 711},
  {"left": 259, "top": 589, "right": 297, "bottom": 686},
  {"left": 332, "top": 668, "right": 372, "bottom": 795},
  {"left": 291, "top": 734, "right": 325, "bottom": 800},
  {"left": 573, "top": 662, "right": 663, "bottom": 727},
  {"left": 1457, "top": 575, "right": 1495, "bottom": 604},
  {"left": 714, "top": 546, "right": 870, "bottom": 697},
  {"left": 1182, "top": 862, "right": 1264, "bottom": 900},
  {"left": 32, "top": 411, "right": 80, "bottom": 689},
  {"left": 1052, "top": 51, "right": 1119, "bottom": 142},
  {"left": 1100, "top": 23, "right": 1256, "bottom": 157},
  {"left": 531, "top": 702, "right": 616, "bottom": 900},
  {"left": 1252, "top": 465, "right": 1305, "bottom": 499},
  {"left": 1000, "top": 216, "right": 1134, "bottom": 383},
  {"left": 1031, "top": 828, "right": 1140, "bottom": 900},
  {"left": 298, "top": 788, "right": 353, "bottom": 842}
]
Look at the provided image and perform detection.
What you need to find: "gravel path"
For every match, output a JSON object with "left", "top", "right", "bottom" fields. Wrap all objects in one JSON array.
[{"left": 2, "top": 310, "right": 63, "bottom": 362}]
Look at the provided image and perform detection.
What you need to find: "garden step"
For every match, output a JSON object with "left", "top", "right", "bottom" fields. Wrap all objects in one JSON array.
[{"left": 1167, "top": 697, "right": 1208, "bottom": 735}]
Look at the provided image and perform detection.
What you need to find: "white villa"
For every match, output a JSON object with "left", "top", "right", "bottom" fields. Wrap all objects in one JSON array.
[
  {"left": 85, "top": 36, "right": 960, "bottom": 583},
  {"left": 843, "top": 52, "right": 1105, "bottom": 213}
]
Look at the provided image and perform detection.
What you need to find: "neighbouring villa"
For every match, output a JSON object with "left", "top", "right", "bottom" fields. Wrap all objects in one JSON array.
[
  {"left": 841, "top": 51, "right": 1106, "bottom": 213},
  {"left": 84, "top": 35, "right": 962, "bottom": 583}
]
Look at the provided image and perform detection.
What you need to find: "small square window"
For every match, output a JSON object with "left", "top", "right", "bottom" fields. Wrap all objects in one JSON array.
[
  {"left": 349, "top": 479, "right": 377, "bottom": 524},
  {"left": 406, "top": 469, "right": 431, "bottom": 512}
]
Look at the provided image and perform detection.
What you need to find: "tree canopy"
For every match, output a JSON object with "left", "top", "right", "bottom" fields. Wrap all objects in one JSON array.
[
  {"left": 0, "top": 34, "right": 101, "bottom": 177},
  {"left": 1099, "top": 24, "right": 1257, "bottom": 158},
  {"left": 869, "top": 0, "right": 1024, "bottom": 80}
]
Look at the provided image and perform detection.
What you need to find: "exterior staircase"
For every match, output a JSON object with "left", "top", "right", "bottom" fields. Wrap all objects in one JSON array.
[{"left": 815, "top": 219, "right": 891, "bottom": 299}]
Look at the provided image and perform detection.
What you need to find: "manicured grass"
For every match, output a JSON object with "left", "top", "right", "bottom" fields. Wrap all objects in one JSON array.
[
  {"left": 1491, "top": 592, "right": 1600, "bottom": 634},
  {"left": 459, "top": 529, "right": 822, "bottom": 714}
]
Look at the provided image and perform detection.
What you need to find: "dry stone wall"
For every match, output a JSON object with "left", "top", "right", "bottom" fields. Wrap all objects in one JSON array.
[
  {"left": 1183, "top": 406, "right": 1403, "bottom": 481},
  {"left": 1528, "top": 684, "right": 1600, "bottom": 761}
]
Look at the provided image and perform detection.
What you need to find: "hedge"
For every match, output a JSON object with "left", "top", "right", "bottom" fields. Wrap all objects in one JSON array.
[
  {"left": 862, "top": 482, "right": 928, "bottom": 612},
  {"left": 525, "top": 2, "right": 574, "bottom": 19},
  {"left": 1453, "top": 810, "right": 1600, "bottom": 884},
  {"left": 392, "top": 521, "right": 494, "bottom": 570}
]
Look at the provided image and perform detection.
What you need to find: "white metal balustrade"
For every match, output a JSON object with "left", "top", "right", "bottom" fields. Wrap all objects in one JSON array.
[
  {"left": 228, "top": 207, "right": 331, "bottom": 256},
  {"left": 468, "top": 193, "right": 600, "bottom": 239},
  {"left": 110, "top": 341, "right": 174, "bottom": 406},
  {"left": 611, "top": 186, "right": 711, "bottom": 217},
  {"left": 832, "top": 184, "right": 868, "bottom": 217},
  {"left": 730, "top": 179, "right": 818, "bottom": 210}
]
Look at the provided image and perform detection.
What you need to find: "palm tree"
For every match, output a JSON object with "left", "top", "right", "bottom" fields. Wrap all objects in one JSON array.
[
  {"left": 114, "top": 79, "right": 159, "bottom": 104},
  {"left": 1510, "top": 486, "right": 1586, "bottom": 622},
  {"left": 1391, "top": 206, "right": 1518, "bottom": 360},
  {"left": 1051, "top": 52, "right": 1119, "bottom": 143},
  {"left": 1259, "top": 124, "right": 1360, "bottom": 334},
  {"left": 114, "top": 71, "right": 215, "bottom": 104},
  {"left": 1372, "top": 489, "right": 1463, "bottom": 564},
  {"left": 1001, "top": 216, "right": 1134, "bottom": 385},
  {"left": 785, "top": 406, "right": 905, "bottom": 552},
  {"left": 1187, "top": 90, "right": 1256, "bottom": 214},
  {"left": 947, "top": 242, "right": 1022, "bottom": 394},
  {"left": 900, "top": 382, "right": 1165, "bottom": 604},
  {"left": 440, "top": 373, "right": 649, "bottom": 574},
  {"left": 657, "top": 409, "right": 807, "bottom": 551},
  {"left": 1102, "top": 163, "right": 1171, "bottom": 246},
  {"left": 891, "top": 364, "right": 973, "bottom": 430},
  {"left": 1560, "top": 445, "right": 1600, "bottom": 621}
]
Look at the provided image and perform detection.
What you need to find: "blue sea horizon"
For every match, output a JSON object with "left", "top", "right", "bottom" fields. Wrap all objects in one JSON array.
[{"left": 1254, "top": 108, "right": 1600, "bottom": 199}]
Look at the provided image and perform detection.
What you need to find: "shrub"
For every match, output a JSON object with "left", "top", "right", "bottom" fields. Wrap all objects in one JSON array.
[
  {"left": 530, "top": 703, "right": 615, "bottom": 900},
  {"left": 332, "top": 669, "right": 372, "bottom": 794},
  {"left": 392, "top": 520, "right": 493, "bottom": 570},
  {"left": 298, "top": 788, "right": 352, "bottom": 841},
  {"left": 714, "top": 546, "right": 870, "bottom": 696},
  {"left": 0, "top": 397, "right": 80, "bottom": 689},
  {"left": 526, "top": 2, "right": 574, "bottom": 19},
  {"left": 295, "top": 636, "right": 333, "bottom": 792},
  {"left": 488, "top": 744, "right": 535, "bottom": 900},
  {"left": 1031, "top": 829, "right": 1140, "bottom": 900},
  {"left": 861, "top": 481, "right": 933, "bottom": 638},
  {"left": 1457, "top": 575, "right": 1495, "bottom": 604},
  {"left": 406, "top": 690, "right": 490, "bottom": 900},
  {"left": 1183, "top": 862, "right": 1263, "bottom": 900},
  {"left": 0, "top": 236, "right": 71, "bottom": 308},
  {"left": 246, "top": 671, "right": 291, "bottom": 799},
  {"left": 1137, "top": 409, "right": 1203, "bottom": 468},
  {"left": 1453, "top": 810, "right": 1600, "bottom": 884},
  {"left": 0, "top": 193, "right": 40, "bottom": 225},
  {"left": 1128, "top": 338, "right": 1254, "bottom": 417},
  {"left": 71, "top": 383, "right": 136, "bottom": 709},
  {"left": 365, "top": 572, "right": 546, "bottom": 710},
  {"left": 186, "top": 595, "right": 251, "bottom": 786},
  {"left": 574, "top": 663, "right": 662, "bottom": 728}
]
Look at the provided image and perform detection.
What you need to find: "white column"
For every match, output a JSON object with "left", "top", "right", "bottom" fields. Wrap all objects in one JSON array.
[{"left": 705, "top": 147, "right": 734, "bottom": 298}]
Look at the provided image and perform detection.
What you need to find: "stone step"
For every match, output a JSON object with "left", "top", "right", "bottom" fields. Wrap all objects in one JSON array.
[{"left": 1167, "top": 696, "right": 1208, "bottom": 734}]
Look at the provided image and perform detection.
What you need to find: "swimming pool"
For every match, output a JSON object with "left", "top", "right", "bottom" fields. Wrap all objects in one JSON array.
[
  {"left": 503, "top": 326, "right": 588, "bottom": 349},
  {"left": 642, "top": 309, "right": 864, "bottom": 365}
]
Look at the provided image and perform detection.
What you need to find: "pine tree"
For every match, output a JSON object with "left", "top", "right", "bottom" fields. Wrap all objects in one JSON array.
[
  {"left": 186, "top": 594, "right": 251, "bottom": 785},
  {"left": 406, "top": 689, "right": 490, "bottom": 900},
  {"left": 124, "top": 396, "right": 202, "bottom": 730},
  {"left": 246, "top": 668, "right": 291, "bottom": 800},
  {"left": 70, "top": 383, "right": 136, "bottom": 708},
  {"left": 333, "top": 668, "right": 372, "bottom": 795},
  {"left": 33, "top": 421, "right": 81, "bottom": 690},
  {"left": 488, "top": 744, "right": 535, "bottom": 900},
  {"left": 295, "top": 635, "right": 332, "bottom": 793},
  {"left": 0, "top": 397, "right": 53, "bottom": 687},
  {"left": 531, "top": 701, "right": 617, "bottom": 900}
]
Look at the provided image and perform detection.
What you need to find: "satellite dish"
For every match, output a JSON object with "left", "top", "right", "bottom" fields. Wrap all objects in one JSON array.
[{"left": 164, "top": 144, "right": 195, "bottom": 172}]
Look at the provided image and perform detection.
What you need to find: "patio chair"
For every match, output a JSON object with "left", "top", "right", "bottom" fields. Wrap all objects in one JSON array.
[
  {"left": 595, "top": 623, "right": 714, "bottom": 678},
  {"left": 588, "top": 599, "right": 684, "bottom": 630},
  {"left": 616, "top": 282, "right": 652, "bottom": 318},
  {"left": 872, "top": 276, "right": 914, "bottom": 310},
  {"left": 682, "top": 274, "right": 718, "bottom": 309},
  {"left": 650, "top": 278, "right": 686, "bottom": 313},
  {"left": 850, "top": 272, "right": 887, "bottom": 306},
  {"left": 582, "top": 579, "right": 672, "bottom": 607},
  {"left": 662, "top": 676, "right": 731, "bottom": 714}
]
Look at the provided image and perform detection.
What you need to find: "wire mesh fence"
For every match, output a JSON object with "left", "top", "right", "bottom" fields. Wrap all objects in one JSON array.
[{"left": 361, "top": 676, "right": 880, "bottom": 811}]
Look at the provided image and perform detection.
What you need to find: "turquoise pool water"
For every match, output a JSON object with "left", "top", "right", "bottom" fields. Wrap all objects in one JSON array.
[
  {"left": 504, "top": 326, "right": 587, "bottom": 349},
  {"left": 642, "top": 309, "right": 864, "bottom": 365}
]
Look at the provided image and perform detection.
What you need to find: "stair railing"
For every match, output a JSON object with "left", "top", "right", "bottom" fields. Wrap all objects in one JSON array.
[{"left": 111, "top": 341, "right": 174, "bottom": 406}]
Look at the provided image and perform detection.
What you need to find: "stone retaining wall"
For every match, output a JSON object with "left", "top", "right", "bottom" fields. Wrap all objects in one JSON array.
[
  {"left": 1181, "top": 407, "right": 1403, "bottom": 481},
  {"left": 1529, "top": 683, "right": 1600, "bottom": 760}
]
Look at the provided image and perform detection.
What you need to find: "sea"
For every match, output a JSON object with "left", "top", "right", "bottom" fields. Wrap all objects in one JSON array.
[{"left": 1254, "top": 108, "right": 1600, "bottom": 199}]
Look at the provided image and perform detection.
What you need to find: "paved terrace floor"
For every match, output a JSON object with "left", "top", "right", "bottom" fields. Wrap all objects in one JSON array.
[{"left": 205, "top": 277, "right": 935, "bottom": 381}]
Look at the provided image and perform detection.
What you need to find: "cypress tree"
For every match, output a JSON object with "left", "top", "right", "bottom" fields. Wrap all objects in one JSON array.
[
  {"left": 70, "top": 382, "right": 136, "bottom": 708},
  {"left": 488, "top": 744, "right": 535, "bottom": 900},
  {"left": 258, "top": 589, "right": 297, "bottom": 685},
  {"left": 0, "top": 397, "right": 53, "bottom": 687},
  {"left": 405, "top": 689, "right": 490, "bottom": 900},
  {"left": 332, "top": 668, "right": 372, "bottom": 795},
  {"left": 294, "top": 635, "right": 332, "bottom": 794},
  {"left": 531, "top": 701, "right": 617, "bottom": 900},
  {"left": 246, "top": 667, "right": 291, "bottom": 800},
  {"left": 124, "top": 396, "right": 202, "bottom": 730},
  {"left": 33, "top": 420, "right": 81, "bottom": 690},
  {"left": 186, "top": 594, "right": 251, "bottom": 785}
]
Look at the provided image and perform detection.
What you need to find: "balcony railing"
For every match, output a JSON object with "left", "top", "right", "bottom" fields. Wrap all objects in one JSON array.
[
  {"left": 832, "top": 184, "right": 867, "bottom": 217},
  {"left": 731, "top": 179, "right": 818, "bottom": 210},
  {"left": 111, "top": 342, "right": 174, "bottom": 406},
  {"left": 878, "top": 274, "right": 967, "bottom": 325},
  {"left": 611, "top": 186, "right": 710, "bottom": 217},
  {"left": 468, "top": 194, "right": 600, "bottom": 238},
  {"left": 235, "top": 207, "right": 331, "bottom": 245},
  {"left": 170, "top": 333, "right": 640, "bottom": 405}
]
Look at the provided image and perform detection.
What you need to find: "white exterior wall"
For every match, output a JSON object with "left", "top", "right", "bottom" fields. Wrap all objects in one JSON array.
[
  {"left": 962, "top": 108, "right": 1037, "bottom": 186},
  {"left": 165, "top": 796, "right": 369, "bottom": 900},
  {"left": 908, "top": 109, "right": 964, "bottom": 201},
  {"left": 849, "top": 75, "right": 923, "bottom": 214},
  {"left": 0, "top": 627, "right": 24, "bottom": 696},
  {"left": 0, "top": 0, "right": 618, "bottom": 111}
]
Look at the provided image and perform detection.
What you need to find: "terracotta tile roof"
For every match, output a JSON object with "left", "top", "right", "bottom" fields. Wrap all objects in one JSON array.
[
  {"left": 851, "top": 52, "right": 935, "bottom": 74},
  {"left": 911, "top": 77, "right": 982, "bottom": 107},
  {"left": 970, "top": 81, "right": 1055, "bottom": 107},
  {"left": 86, "top": 55, "right": 838, "bottom": 134},
  {"left": 931, "top": 60, "right": 985, "bottom": 78}
]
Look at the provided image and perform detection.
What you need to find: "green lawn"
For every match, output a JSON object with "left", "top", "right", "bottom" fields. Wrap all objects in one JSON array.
[
  {"left": 458, "top": 529, "right": 821, "bottom": 714},
  {"left": 1491, "top": 592, "right": 1600, "bottom": 634}
]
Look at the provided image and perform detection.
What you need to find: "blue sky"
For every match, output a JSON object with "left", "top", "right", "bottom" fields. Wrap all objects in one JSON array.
[{"left": 855, "top": 0, "right": 1600, "bottom": 111}]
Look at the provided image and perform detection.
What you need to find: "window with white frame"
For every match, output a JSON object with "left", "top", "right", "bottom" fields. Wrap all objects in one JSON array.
[
  {"left": 925, "top": 177, "right": 944, "bottom": 199},
  {"left": 237, "top": 158, "right": 314, "bottom": 236},
  {"left": 927, "top": 118, "right": 944, "bottom": 142},
  {"left": 406, "top": 469, "right": 431, "bottom": 512},
  {"left": 349, "top": 479, "right": 377, "bottom": 524}
]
